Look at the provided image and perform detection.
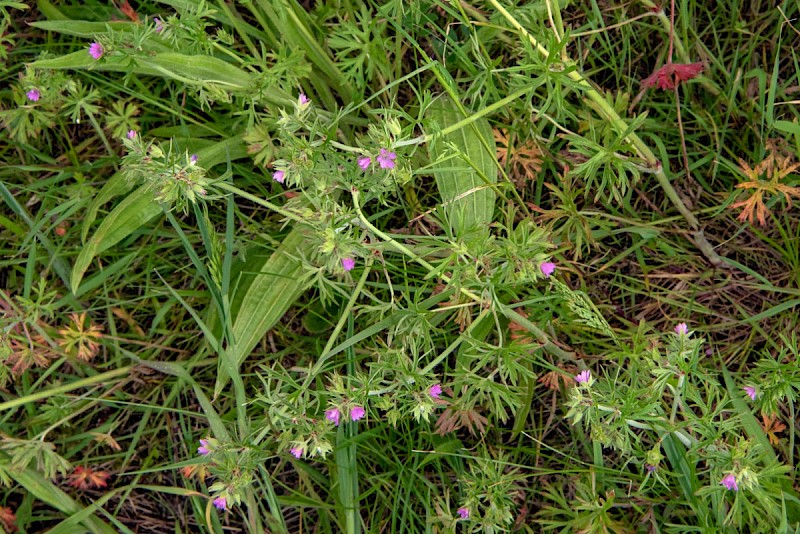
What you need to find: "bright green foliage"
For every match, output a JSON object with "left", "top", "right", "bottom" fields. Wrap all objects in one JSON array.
[{"left": 1, "top": 0, "right": 800, "bottom": 532}]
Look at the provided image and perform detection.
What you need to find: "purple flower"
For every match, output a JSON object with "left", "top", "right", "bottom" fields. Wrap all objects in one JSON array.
[
  {"left": 540, "top": 261, "right": 556, "bottom": 277},
  {"left": 290, "top": 446, "right": 304, "bottom": 459},
  {"left": 88, "top": 42, "right": 104, "bottom": 60},
  {"left": 190, "top": 154, "right": 198, "bottom": 165},
  {"left": 127, "top": 130, "right": 136, "bottom": 140},
  {"left": 273, "top": 170, "right": 285, "bottom": 183},
  {"left": 575, "top": 370, "right": 591, "bottom": 384},
  {"left": 342, "top": 257, "right": 355, "bottom": 271},
  {"left": 744, "top": 386, "right": 756, "bottom": 401},
  {"left": 429, "top": 383, "right": 442, "bottom": 399},
  {"left": 298, "top": 93, "right": 309, "bottom": 105},
  {"left": 674, "top": 323, "right": 689, "bottom": 335},
  {"left": 326, "top": 408, "right": 341, "bottom": 426},
  {"left": 377, "top": 148, "right": 396, "bottom": 169},
  {"left": 358, "top": 156, "right": 372, "bottom": 170},
  {"left": 197, "top": 439, "right": 210, "bottom": 456},
  {"left": 645, "top": 464, "right": 657, "bottom": 473},
  {"left": 213, "top": 496, "right": 227, "bottom": 510},
  {"left": 457, "top": 507, "right": 470, "bottom": 520},
  {"left": 26, "top": 89, "right": 40, "bottom": 102},
  {"left": 154, "top": 17, "right": 164, "bottom": 33},
  {"left": 350, "top": 405, "right": 365, "bottom": 421},
  {"left": 720, "top": 474, "right": 738, "bottom": 491}
]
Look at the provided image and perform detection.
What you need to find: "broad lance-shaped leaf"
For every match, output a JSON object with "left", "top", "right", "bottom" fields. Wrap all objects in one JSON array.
[
  {"left": 214, "top": 227, "right": 310, "bottom": 398},
  {"left": 426, "top": 99, "right": 497, "bottom": 236},
  {"left": 71, "top": 137, "right": 249, "bottom": 293}
]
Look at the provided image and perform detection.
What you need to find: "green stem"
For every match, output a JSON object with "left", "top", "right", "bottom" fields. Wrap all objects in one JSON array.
[
  {"left": 304, "top": 257, "right": 373, "bottom": 387},
  {"left": 0, "top": 366, "right": 132, "bottom": 412},
  {"left": 487, "top": 0, "right": 726, "bottom": 267},
  {"left": 352, "top": 189, "right": 575, "bottom": 362}
]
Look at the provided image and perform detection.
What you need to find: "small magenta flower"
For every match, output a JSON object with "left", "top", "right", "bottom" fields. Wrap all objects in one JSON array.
[
  {"left": 674, "top": 323, "right": 689, "bottom": 335},
  {"left": 326, "top": 408, "right": 341, "bottom": 426},
  {"left": 377, "top": 148, "right": 396, "bottom": 169},
  {"left": 190, "top": 154, "right": 198, "bottom": 165},
  {"left": 457, "top": 507, "right": 470, "bottom": 520},
  {"left": 429, "top": 384, "right": 442, "bottom": 399},
  {"left": 744, "top": 386, "right": 756, "bottom": 401},
  {"left": 540, "top": 262, "right": 556, "bottom": 277},
  {"left": 213, "top": 496, "right": 227, "bottom": 510},
  {"left": 127, "top": 130, "right": 136, "bottom": 140},
  {"left": 26, "top": 89, "right": 40, "bottom": 102},
  {"left": 290, "top": 446, "right": 304, "bottom": 459},
  {"left": 88, "top": 42, "right": 104, "bottom": 60},
  {"left": 298, "top": 93, "right": 309, "bottom": 105},
  {"left": 350, "top": 405, "right": 365, "bottom": 421},
  {"left": 720, "top": 474, "right": 738, "bottom": 491},
  {"left": 342, "top": 257, "right": 355, "bottom": 271},
  {"left": 575, "top": 370, "right": 591, "bottom": 384},
  {"left": 197, "top": 439, "right": 210, "bottom": 456},
  {"left": 358, "top": 156, "right": 372, "bottom": 170},
  {"left": 273, "top": 170, "right": 285, "bottom": 183},
  {"left": 154, "top": 17, "right": 164, "bottom": 33}
]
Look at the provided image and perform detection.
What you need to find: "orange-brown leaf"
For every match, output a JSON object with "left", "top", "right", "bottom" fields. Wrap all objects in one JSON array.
[{"left": 67, "top": 466, "right": 111, "bottom": 490}]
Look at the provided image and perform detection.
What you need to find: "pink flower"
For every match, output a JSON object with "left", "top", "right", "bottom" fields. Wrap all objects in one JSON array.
[
  {"left": 326, "top": 408, "right": 341, "bottom": 426},
  {"left": 273, "top": 170, "right": 285, "bottom": 183},
  {"left": 197, "top": 439, "right": 210, "bottom": 456},
  {"left": 88, "top": 42, "right": 104, "bottom": 60},
  {"left": 674, "top": 323, "right": 689, "bottom": 335},
  {"left": 429, "top": 384, "right": 442, "bottom": 399},
  {"left": 342, "top": 257, "right": 355, "bottom": 271},
  {"left": 127, "top": 130, "right": 136, "bottom": 140},
  {"left": 26, "top": 89, "right": 40, "bottom": 102},
  {"left": 720, "top": 474, "right": 738, "bottom": 491},
  {"left": 377, "top": 148, "right": 396, "bottom": 169},
  {"left": 290, "top": 446, "right": 303, "bottom": 459},
  {"left": 575, "top": 370, "right": 591, "bottom": 384},
  {"left": 213, "top": 496, "right": 227, "bottom": 510},
  {"left": 350, "top": 405, "right": 365, "bottom": 421},
  {"left": 298, "top": 93, "right": 309, "bottom": 105},
  {"left": 457, "top": 507, "right": 470, "bottom": 519},
  {"left": 744, "top": 386, "right": 756, "bottom": 401},
  {"left": 154, "top": 17, "right": 164, "bottom": 33},
  {"left": 540, "top": 262, "right": 556, "bottom": 277},
  {"left": 358, "top": 156, "right": 372, "bottom": 170}
]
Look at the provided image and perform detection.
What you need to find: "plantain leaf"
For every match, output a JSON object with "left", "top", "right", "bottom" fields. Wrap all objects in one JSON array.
[
  {"left": 73, "top": 137, "right": 249, "bottom": 293},
  {"left": 214, "top": 227, "right": 310, "bottom": 398},
  {"left": 426, "top": 99, "right": 497, "bottom": 236}
]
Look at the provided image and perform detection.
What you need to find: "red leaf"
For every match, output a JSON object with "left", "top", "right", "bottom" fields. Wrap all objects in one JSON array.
[
  {"left": 0, "top": 507, "right": 17, "bottom": 533},
  {"left": 67, "top": 466, "right": 111, "bottom": 489},
  {"left": 642, "top": 62, "right": 703, "bottom": 90}
]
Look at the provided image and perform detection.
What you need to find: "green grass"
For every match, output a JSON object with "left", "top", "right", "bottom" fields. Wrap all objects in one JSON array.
[{"left": 1, "top": 0, "right": 800, "bottom": 532}]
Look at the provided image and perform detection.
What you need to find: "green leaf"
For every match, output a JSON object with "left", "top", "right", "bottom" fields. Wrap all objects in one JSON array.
[
  {"left": 30, "top": 20, "right": 134, "bottom": 37},
  {"left": 426, "top": 99, "right": 497, "bottom": 236},
  {"left": 74, "top": 136, "right": 249, "bottom": 292},
  {"left": 215, "top": 227, "right": 310, "bottom": 398},
  {"left": 10, "top": 466, "right": 117, "bottom": 534},
  {"left": 71, "top": 184, "right": 162, "bottom": 293}
]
